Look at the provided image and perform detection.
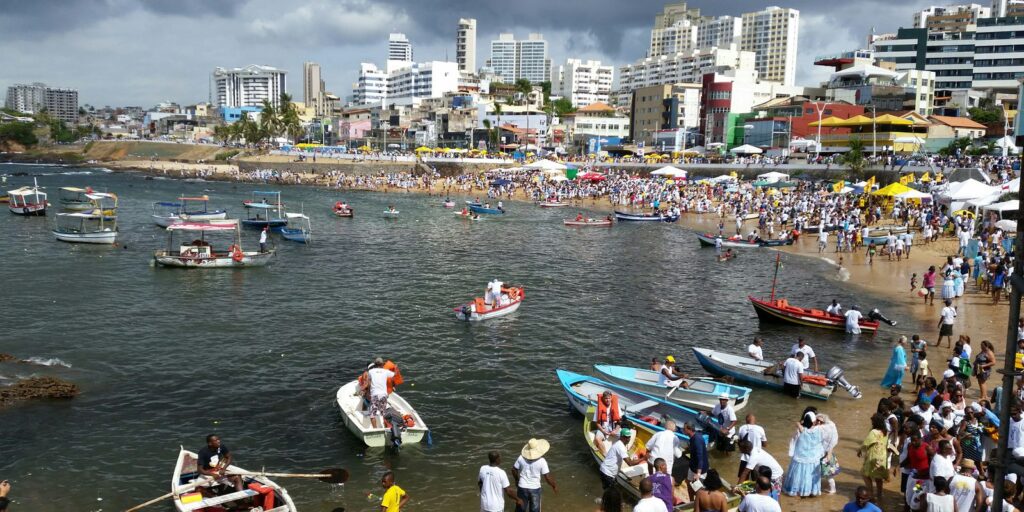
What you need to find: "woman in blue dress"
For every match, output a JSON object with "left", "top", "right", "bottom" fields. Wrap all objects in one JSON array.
[
  {"left": 881, "top": 336, "right": 908, "bottom": 388},
  {"left": 953, "top": 268, "right": 965, "bottom": 298},
  {"left": 782, "top": 412, "right": 824, "bottom": 497}
]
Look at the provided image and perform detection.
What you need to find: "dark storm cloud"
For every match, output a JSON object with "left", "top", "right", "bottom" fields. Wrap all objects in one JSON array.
[{"left": 0, "top": 0, "right": 247, "bottom": 38}]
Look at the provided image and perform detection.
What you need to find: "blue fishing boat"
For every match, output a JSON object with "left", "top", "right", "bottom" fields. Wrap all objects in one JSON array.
[
  {"left": 691, "top": 347, "right": 862, "bottom": 401},
  {"left": 278, "top": 213, "right": 312, "bottom": 244},
  {"left": 555, "top": 369, "right": 717, "bottom": 446},
  {"left": 469, "top": 204, "right": 504, "bottom": 215},
  {"left": 593, "top": 364, "right": 752, "bottom": 412},
  {"left": 242, "top": 191, "right": 288, "bottom": 230},
  {"left": 614, "top": 211, "right": 679, "bottom": 222}
]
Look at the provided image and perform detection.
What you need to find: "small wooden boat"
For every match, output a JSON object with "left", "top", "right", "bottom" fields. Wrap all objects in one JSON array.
[
  {"left": 691, "top": 347, "right": 862, "bottom": 400},
  {"left": 556, "top": 369, "right": 718, "bottom": 446},
  {"left": 171, "top": 447, "right": 297, "bottom": 512},
  {"left": 279, "top": 213, "right": 312, "bottom": 244},
  {"left": 52, "top": 212, "right": 117, "bottom": 244},
  {"left": 383, "top": 209, "right": 400, "bottom": 218},
  {"left": 153, "top": 220, "right": 274, "bottom": 268},
  {"left": 58, "top": 187, "right": 100, "bottom": 211},
  {"left": 696, "top": 233, "right": 794, "bottom": 248},
  {"left": 583, "top": 406, "right": 741, "bottom": 510},
  {"left": 332, "top": 201, "right": 353, "bottom": 217},
  {"left": 749, "top": 255, "right": 882, "bottom": 333},
  {"left": 442, "top": 200, "right": 455, "bottom": 208},
  {"left": 153, "top": 195, "right": 228, "bottom": 227},
  {"left": 469, "top": 204, "right": 504, "bottom": 215},
  {"left": 455, "top": 286, "right": 524, "bottom": 321},
  {"left": 863, "top": 232, "right": 914, "bottom": 245},
  {"left": 8, "top": 180, "right": 47, "bottom": 216},
  {"left": 867, "top": 225, "right": 908, "bottom": 237},
  {"left": 593, "top": 365, "right": 752, "bottom": 412},
  {"left": 538, "top": 201, "right": 568, "bottom": 208},
  {"left": 563, "top": 218, "right": 612, "bottom": 227},
  {"left": 335, "top": 380, "right": 428, "bottom": 448},
  {"left": 803, "top": 224, "right": 841, "bottom": 234},
  {"left": 242, "top": 191, "right": 288, "bottom": 229},
  {"left": 614, "top": 211, "right": 679, "bottom": 223}
]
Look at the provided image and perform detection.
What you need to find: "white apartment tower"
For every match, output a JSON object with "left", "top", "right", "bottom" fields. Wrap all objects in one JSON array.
[
  {"left": 211, "top": 65, "right": 287, "bottom": 108},
  {"left": 649, "top": 20, "right": 698, "bottom": 57},
  {"left": 740, "top": 6, "right": 800, "bottom": 86},
  {"left": 388, "top": 33, "right": 413, "bottom": 63},
  {"left": 303, "top": 61, "right": 326, "bottom": 116},
  {"left": 352, "top": 63, "right": 388, "bottom": 106},
  {"left": 5, "top": 82, "right": 78, "bottom": 123},
  {"left": 697, "top": 16, "right": 743, "bottom": 50},
  {"left": 457, "top": 18, "right": 477, "bottom": 73},
  {"left": 488, "top": 33, "right": 551, "bottom": 83},
  {"left": 552, "top": 59, "right": 614, "bottom": 107}
]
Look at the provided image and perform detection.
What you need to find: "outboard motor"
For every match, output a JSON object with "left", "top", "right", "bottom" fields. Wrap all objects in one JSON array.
[
  {"left": 826, "top": 366, "right": 862, "bottom": 399},
  {"left": 460, "top": 304, "right": 473, "bottom": 320},
  {"left": 867, "top": 308, "right": 897, "bottom": 326},
  {"left": 384, "top": 406, "right": 405, "bottom": 449}
]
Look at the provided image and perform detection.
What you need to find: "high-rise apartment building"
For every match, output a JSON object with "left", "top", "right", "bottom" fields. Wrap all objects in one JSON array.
[
  {"left": 649, "top": 20, "right": 698, "bottom": 57},
  {"left": 696, "top": 16, "right": 743, "bottom": 50},
  {"left": 993, "top": 0, "right": 1024, "bottom": 16},
  {"left": 617, "top": 46, "right": 756, "bottom": 105},
  {"left": 914, "top": 4, "right": 991, "bottom": 32},
  {"left": 552, "top": 59, "right": 614, "bottom": 107},
  {"left": 652, "top": 2, "right": 703, "bottom": 29},
  {"left": 487, "top": 33, "right": 551, "bottom": 83},
  {"left": 351, "top": 61, "right": 460, "bottom": 107},
  {"left": 5, "top": 82, "right": 78, "bottom": 123},
  {"left": 388, "top": 33, "right": 413, "bottom": 63},
  {"left": 303, "top": 61, "right": 326, "bottom": 117},
  {"left": 352, "top": 63, "right": 388, "bottom": 105},
  {"left": 211, "top": 65, "right": 287, "bottom": 108},
  {"left": 740, "top": 6, "right": 800, "bottom": 86},
  {"left": 456, "top": 18, "right": 477, "bottom": 73}
]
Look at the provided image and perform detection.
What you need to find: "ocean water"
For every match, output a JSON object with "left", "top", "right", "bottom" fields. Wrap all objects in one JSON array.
[{"left": 0, "top": 163, "right": 911, "bottom": 511}]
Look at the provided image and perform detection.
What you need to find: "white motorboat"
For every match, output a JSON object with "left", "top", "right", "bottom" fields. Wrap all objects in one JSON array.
[
  {"left": 454, "top": 286, "right": 524, "bottom": 321},
  {"left": 152, "top": 196, "right": 228, "bottom": 227},
  {"left": 170, "top": 447, "right": 297, "bottom": 512},
  {"left": 52, "top": 212, "right": 117, "bottom": 244},
  {"left": 335, "top": 380, "right": 428, "bottom": 448}
]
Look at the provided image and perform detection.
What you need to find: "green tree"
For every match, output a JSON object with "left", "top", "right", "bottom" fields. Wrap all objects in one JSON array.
[
  {"left": 258, "top": 99, "right": 279, "bottom": 143},
  {"left": 968, "top": 106, "right": 1002, "bottom": 124},
  {"left": 840, "top": 137, "right": 867, "bottom": 180},
  {"left": 233, "top": 112, "right": 260, "bottom": 146},
  {"left": 539, "top": 81, "right": 552, "bottom": 104},
  {"left": 0, "top": 122, "right": 39, "bottom": 147},
  {"left": 938, "top": 137, "right": 971, "bottom": 157},
  {"left": 277, "top": 93, "right": 303, "bottom": 144},
  {"left": 551, "top": 98, "right": 576, "bottom": 116},
  {"left": 482, "top": 119, "right": 492, "bottom": 151}
]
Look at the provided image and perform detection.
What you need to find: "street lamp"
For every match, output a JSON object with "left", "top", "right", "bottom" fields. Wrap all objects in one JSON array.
[{"left": 812, "top": 101, "right": 834, "bottom": 159}]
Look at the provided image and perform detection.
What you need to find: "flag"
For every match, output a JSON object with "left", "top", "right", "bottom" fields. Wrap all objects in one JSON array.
[
  {"left": 920, "top": 171, "right": 931, "bottom": 182},
  {"left": 864, "top": 176, "right": 876, "bottom": 193},
  {"left": 833, "top": 180, "right": 845, "bottom": 193},
  {"left": 900, "top": 174, "right": 914, "bottom": 185},
  {"left": 935, "top": 172, "right": 944, "bottom": 182}
]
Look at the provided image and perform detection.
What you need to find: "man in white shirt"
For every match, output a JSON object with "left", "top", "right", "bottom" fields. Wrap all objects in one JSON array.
[
  {"left": 259, "top": 226, "right": 268, "bottom": 253},
  {"left": 512, "top": 438, "right": 557, "bottom": 512},
  {"left": 633, "top": 478, "right": 669, "bottom": 512},
  {"left": 598, "top": 428, "right": 644, "bottom": 490},
  {"left": 747, "top": 338, "right": 764, "bottom": 361},
  {"left": 486, "top": 279, "right": 503, "bottom": 307},
  {"left": 949, "top": 459, "right": 983, "bottom": 512},
  {"left": 479, "top": 451, "right": 522, "bottom": 512},
  {"left": 364, "top": 358, "right": 395, "bottom": 428},
  {"left": 825, "top": 300, "right": 842, "bottom": 316},
  {"left": 711, "top": 394, "right": 738, "bottom": 438},
  {"left": 1008, "top": 407, "right": 1024, "bottom": 451},
  {"left": 937, "top": 299, "right": 957, "bottom": 348},
  {"left": 737, "top": 440, "right": 784, "bottom": 500},
  {"left": 737, "top": 414, "right": 768, "bottom": 473},
  {"left": 790, "top": 338, "right": 817, "bottom": 372},
  {"left": 645, "top": 420, "right": 681, "bottom": 475},
  {"left": 844, "top": 307, "right": 864, "bottom": 334},
  {"left": 782, "top": 352, "right": 804, "bottom": 398},
  {"left": 738, "top": 477, "right": 781, "bottom": 512}
]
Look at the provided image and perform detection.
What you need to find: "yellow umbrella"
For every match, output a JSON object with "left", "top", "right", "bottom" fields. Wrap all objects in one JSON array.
[
  {"left": 807, "top": 116, "right": 846, "bottom": 128},
  {"left": 871, "top": 182, "right": 913, "bottom": 197},
  {"left": 357, "top": 145, "right": 371, "bottom": 152},
  {"left": 836, "top": 115, "right": 874, "bottom": 127},
  {"left": 415, "top": 146, "right": 433, "bottom": 153}
]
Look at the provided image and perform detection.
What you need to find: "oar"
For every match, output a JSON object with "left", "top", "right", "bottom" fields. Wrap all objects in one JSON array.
[
  {"left": 227, "top": 468, "right": 350, "bottom": 484},
  {"left": 124, "top": 477, "right": 212, "bottom": 512}
]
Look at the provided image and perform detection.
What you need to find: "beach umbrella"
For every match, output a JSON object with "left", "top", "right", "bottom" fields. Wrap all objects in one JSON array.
[
  {"left": 415, "top": 146, "right": 433, "bottom": 153},
  {"left": 577, "top": 172, "right": 607, "bottom": 181},
  {"left": 357, "top": 145, "right": 371, "bottom": 152},
  {"left": 730, "top": 144, "right": 763, "bottom": 155},
  {"left": 996, "top": 219, "right": 1018, "bottom": 231}
]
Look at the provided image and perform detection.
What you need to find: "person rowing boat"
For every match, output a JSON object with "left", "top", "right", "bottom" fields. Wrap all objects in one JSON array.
[
  {"left": 659, "top": 355, "right": 689, "bottom": 390},
  {"left": 197, "top": 434, "right": 244, "bottom": 497}
]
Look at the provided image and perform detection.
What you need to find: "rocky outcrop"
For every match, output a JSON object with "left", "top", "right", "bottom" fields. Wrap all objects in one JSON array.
[{"left": 0, "top": 376, "right": 80, "bottom": 407}]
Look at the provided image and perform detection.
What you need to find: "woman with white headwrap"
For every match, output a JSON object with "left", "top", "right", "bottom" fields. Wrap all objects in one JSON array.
[
  {"left": 782, "top": 411, "right": 824, "bottom": 497},
  {"left": 817, "top": 413, "right": 840, "bottom": 494}
]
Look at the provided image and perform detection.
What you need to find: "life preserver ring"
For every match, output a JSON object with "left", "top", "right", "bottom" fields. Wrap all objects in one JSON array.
[{"left": 230, "top": 244, "right": 244, "bottom": 262}]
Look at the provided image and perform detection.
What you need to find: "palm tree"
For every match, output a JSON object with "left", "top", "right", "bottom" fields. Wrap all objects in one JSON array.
[
  {"left": 482, "top": 119, "right": 492, "bottom": 151},
  {"left": 493, "top": 102, "right": 503, "bottom": 150},
  {"left": 278, "top": 93, "right": 303, "bottom": 144},
  {"left": 259, "top": 99, "right": 279, "bottom": 144},
  {"left": 234, "top": 112, "right": 260, "bottom": 147},
  {"left": 840, "top": 138, "right": 866, "bottom": 180}
]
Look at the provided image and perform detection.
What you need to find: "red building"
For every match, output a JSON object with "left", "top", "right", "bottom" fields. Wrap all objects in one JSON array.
[{"left": 751, "top": 97, "right": 865, "bottom": 139}]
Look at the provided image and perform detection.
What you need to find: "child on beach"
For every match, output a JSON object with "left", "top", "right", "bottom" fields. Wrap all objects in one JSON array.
[
  {"left": 912, "top": 351, "right": 931, "bottom": 395},
  {"left": 910, "top": 273, "right": 918, "bottom": 292}
]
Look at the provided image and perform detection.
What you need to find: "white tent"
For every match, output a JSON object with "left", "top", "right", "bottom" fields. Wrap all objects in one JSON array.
[
  {"left": 983, "top": 200, "right": 1019, "bottom": 219},
  {"left": 896, "top": 189, "right": 932, "bottom": 200},
  {"left": 730, "top": 144, "right": 763, "bottom": 155},
  {"left": 708, "top": 174, "right": 737, "bottom": 183},
  {"left": 650, "top": 165, "right": 687, "bottom": 178},
  {"left": 523, "top": 159, "right": 567, "bottom": 172},
  {"left": 996, "top": 219, "right": 1018, "bottom": 231},
  {"left": 1001, "top": 177, "right": 1020, "bottom": 192},
  {"left": 757, "top": 171, "right": 790, "bottom": 183},
  {"left": 944, "top": 179, "right": 998, "bottom": 201},
  {"left": 995, "top": 136, "right": 1021, "bottom": 154},
  {"left": 548, "top": 174, "right": 568, "bottom": 182}
]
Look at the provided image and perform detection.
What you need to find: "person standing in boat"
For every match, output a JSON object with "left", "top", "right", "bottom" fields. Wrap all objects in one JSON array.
[
  {"left": 826, "top": 300, "right": 843, "bottom": 316},
  {"left": 790, "top": 338, "right": 818, "bottom": 372},
  {"left": 197, "top": 434, "right": 244, "bottom": 495},
  {"left": 259, "top": 226, "right": 269, "bottom": 253},
  {"left": 364, "top": 358, "right": 396, "bottom": 429},
  {"left": 486, "top": 279, "right": 504, "bottom": 309}
]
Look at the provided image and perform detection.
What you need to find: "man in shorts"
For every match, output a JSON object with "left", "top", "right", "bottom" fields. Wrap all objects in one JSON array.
[{"left": 365, "top": 358, "right": 395, "bottom": 428}]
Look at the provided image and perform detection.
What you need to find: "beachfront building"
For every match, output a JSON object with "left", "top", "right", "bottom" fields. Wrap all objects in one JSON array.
[
  {"left": 562, "top": 102, "right": 631, "bottom": 154},
  {"left": 386, "top": 61, "right": 460, "bottom": 107},
  {"left": 303, "top": 61, "right": 327, "bottom": 117},
  {"left": 697, "top": 16, "right": 743, "bottom": 50},
  {"left": 699, "top": 69, "right": 816, "bottom": 148},
  {"left": 352, "top": 63, "right": 388, "bottom": 106},
  {"left": 551, "top": 59, "right": 614, "bottom": 108},
  {"left": 616, "top": 46, "right": 756, "bottom": 106},
  {"left": 808, "top": 112, "right": 932, "bottom": 153},
  {"left": 914, "top": 4, "right": 992, "bottom": 32},
  {"left": 388, "top": 33, "right": 413, "bottom": 64},
  {"left": 928, "top": 114, "right": 988, "bottom": 139},
  {"left": 5, "top": 82, "right": 79, "bottom": 123},
  {"left": 487, "top": 33, "right": 551, "bottom": 84},
  {"left": 629, "top": 83, "right": 702, "bottom": 148},
  {"left": 743, "top": 97, "right": 864, "bottom": 150},
  {"left": 457, "top": 18, "right": 477, "bottom": 74},
  {"left": 211, "top": 65, "right": 287, "bottom": 109},
  {"left": 740, "top": 6, "right": 800, "bottom": 86}
]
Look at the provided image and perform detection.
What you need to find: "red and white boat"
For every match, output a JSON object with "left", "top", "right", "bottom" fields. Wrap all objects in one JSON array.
[
  {"left": 538, "top": 201, "right": 568, "bottom": 208},
  {"left": 454, "top": 286, "right": 524, "bottom": 321},
  {"left": 332, "top": 201, "right": 353, "bottom": 217},
  {"left": 563, "top": 218, "right": 612, "bottom": 227},
  {"left": 8, "top": 179, "right": 48, "bottom": 216}
]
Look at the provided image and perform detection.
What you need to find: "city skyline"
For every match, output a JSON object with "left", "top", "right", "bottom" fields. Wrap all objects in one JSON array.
[{"left": 0, "top": 0, "right": 972, "bottom": 106}]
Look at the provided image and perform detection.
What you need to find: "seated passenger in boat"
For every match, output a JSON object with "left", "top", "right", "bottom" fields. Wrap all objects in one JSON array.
[
  {"left": 576, "top": 213, "right": 584, "bottom": 221},
  {"left": 659, "top": 356, "right": 689, "bottom": 389},
  {"left": 197, "top": 434, "right": 244, "bottom": 496}
]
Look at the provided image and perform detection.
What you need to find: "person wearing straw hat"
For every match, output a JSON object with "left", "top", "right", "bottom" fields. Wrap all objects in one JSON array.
[
  {"left": 513, "top": 439, "right": 557, "bottom": 512},
  {"left": 949, "top": 459, "right": 983, "bottom": 512}
]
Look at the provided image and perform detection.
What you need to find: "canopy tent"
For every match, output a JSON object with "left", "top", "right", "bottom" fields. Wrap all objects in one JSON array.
[
  {"left": 789, "top": 138, "right": 819, "bottom": 150},
  {"left": 687, "top": 145, "right": 707, "bottom": 154},
  {"left": 490, "top": 178, "right": 513, "bottom": 187},
  {"left": 995, "top": 136, "right": 1021, "bottom": 154},
  {"left": 650, "top": 165, "right": 687, "bottom": 178},
  {"left": 549, "top": 175, "right": 568, "bottom": 182},
  {"left": 983, "top": 200, "right": 1019, "bottom": 219},
  {"left": 835, "top": 115, "right": 873, "bottom": 127},
  {"left": 996, "top": 219, "right": 1018, "bottom": 232},
  {"left": 965, "top": 194, "right": 1002, "bottom": 211},
  {"left": 707, "top": 174, "right": 738, "bottom": 183},
  {"left": 730, "top": 144, "right": 763, "bottom": 155},
  {"left": 1001, "top": 177, "right": 1020, "bottom": 192},
  {"left": 872, "top": 182, "right": 914, "bottom": 197},
  {"left": 943, "top": 179, "right": 998, "bottom": 201},
  {"left": 523, "top": 159, "right": 567, "bottom": 172},
  {"left": 807, "top": 116, "right": 845, "bottom": 128},
  {"left": 756, "top": 171, "right": 790, "bottom": 183},
  {"left": 872, "top": 114, "right": 913, "bottom": 126},
  {"left": 893, "top": 136, "right": 926, "bottom": 144},
  {"left": 895, "top": 189, "right": 932, "bottom": 200},
  {"left": 414, "top": 146, "right": 433, "bottom": 152}
]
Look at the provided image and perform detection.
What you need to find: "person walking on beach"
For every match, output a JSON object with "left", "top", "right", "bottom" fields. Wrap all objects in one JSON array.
[
  {"left": 782, "top": 352, "right": 804, "bottom": 398},
  {"left": 923, "top": 266, "right": 938, "bottom": 306},
  {"left": 479, "top": 451, "right": 523, "bottom": 512},
  {"left": 379, "top": 471, "right": 409, "bottom": 512},
  {"left": 513, "top": 439, "right": 557, "bottom": 512},
  {"left": 857, "top": 414, "right": 889, "bottom": 503},
  {"left": 881, "top": 336, "right": 908, "bottom": 388},
  {"left": 937, "top": 299, "right": 957, "bottom": 348}
]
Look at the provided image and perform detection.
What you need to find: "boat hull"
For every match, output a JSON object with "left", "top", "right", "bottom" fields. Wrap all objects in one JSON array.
[
  {"left": 563, "top": 220, "right": 612, "bottom": 227},
  {"left": 538, "top": 202, "right": 568, "bottom": 208},
  {"left": 333, "top": 210, "right": 354, "bottom": 217},
  {"left": 691, "top": 347, "right": 834, "bottom": 400},
  {"left": 469, "top": 205, "right": 503, "bottom": 215},
  {"left": 9, "top": 204, "right": 46, "bottom": 216},
  {"left": 749, "top": 296, "right": 879, "bottom": 332},
  {"left": 241, "top": 219, "right": 289, "bottom": 229},
  {"left": 279, "top": 228, "right": 311, "bottom": 243},
  {"left": 172, "top": 448, "right": 297, "bottom": 512},
  {"left": 593, "top": 364, "right": 751, "bottom": 412},
  {"left": 455, "top": 292, "right": 523, "bottom": 321},
  {"left": 336, "top": 381, "right": 428, "bottom": 448},
  {"left": 53, "top": 230, "right": 117, "bottom": 244},
  {"left": 154, "top": 251, "right": 275, "bottom": 268},
  {"left": 614, "top": 211, "right": 679, "bottom": 222}
]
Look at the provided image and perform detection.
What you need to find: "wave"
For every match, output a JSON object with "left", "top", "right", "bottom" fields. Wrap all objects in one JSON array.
[{"left": 24, "top": 357, "right": 72, "bottom": 368}]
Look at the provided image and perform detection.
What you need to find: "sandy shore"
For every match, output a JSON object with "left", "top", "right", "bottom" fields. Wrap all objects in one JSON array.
[{"left": 83, "top": 161, "right": 1014, "bottom": 511}]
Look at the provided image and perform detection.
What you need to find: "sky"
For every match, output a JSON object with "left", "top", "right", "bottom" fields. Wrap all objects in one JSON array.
[{"left": 0, "top": 0, "right": 943, "bottom": 108}]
